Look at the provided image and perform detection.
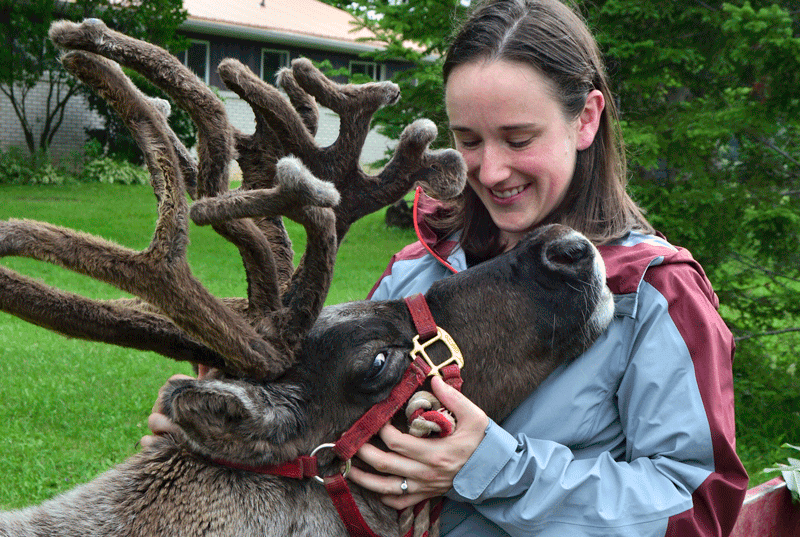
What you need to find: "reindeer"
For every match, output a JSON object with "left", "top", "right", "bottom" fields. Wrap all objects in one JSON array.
[{"left": 0, "top": 19, "right": 615, "bottom": 537}]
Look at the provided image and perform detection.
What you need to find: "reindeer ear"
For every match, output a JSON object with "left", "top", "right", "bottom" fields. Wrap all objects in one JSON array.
[{"left": 162, "top": 377, "right": 308, "bottom": 464}]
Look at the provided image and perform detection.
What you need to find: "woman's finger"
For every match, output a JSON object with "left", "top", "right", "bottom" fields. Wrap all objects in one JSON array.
[
  {"left": 378, "top": 378, "right": 488, "bottom": 466},
  {"left": 139, "top": 434, "right": 158, "bottom": 449},
  {"left": 356, "top": 440, "right": 431, "bottom": 479},
  {"left": 147, "top": 412, "right": 180, "bottom": 437},
  {"left": 430, "top": 375, "right": 489, "bottom": 433},
  {"left": 347, "top": 467, "right": 437, "bottom": 510}
]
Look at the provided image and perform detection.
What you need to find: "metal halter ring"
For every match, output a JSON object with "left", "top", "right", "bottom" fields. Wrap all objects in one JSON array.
[{"left": 310, "top": 443, "right": 352, "bottom": 485}]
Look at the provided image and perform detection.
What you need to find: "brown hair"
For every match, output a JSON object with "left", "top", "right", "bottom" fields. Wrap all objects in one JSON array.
[{"left": 438, "top": 0, "right": 653, "bottom": 259}]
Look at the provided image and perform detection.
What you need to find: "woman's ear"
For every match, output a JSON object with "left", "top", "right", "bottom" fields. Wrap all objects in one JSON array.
[{"left": 576, "top": 89, "right": 605, "bottom": 151}]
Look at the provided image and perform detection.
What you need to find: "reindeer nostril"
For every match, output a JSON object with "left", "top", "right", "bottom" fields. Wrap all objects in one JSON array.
[{"left": 545, "top": 239, "right": 592, "bottom": 267}]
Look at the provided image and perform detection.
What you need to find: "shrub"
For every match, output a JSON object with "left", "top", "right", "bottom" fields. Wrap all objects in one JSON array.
[
  {"left": 81, "top": 157, "right": 149, "bottom": 185},
  {"left": 0, "top": 147, "right": 36, "bottom": 185},
  {"left": 0, "top": 148, "right": 67, "bottom": 185}
]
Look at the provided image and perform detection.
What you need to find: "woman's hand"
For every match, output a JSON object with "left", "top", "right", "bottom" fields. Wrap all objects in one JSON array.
[
  {"left": 348, "top": 375, "right": 490, "bottom": 510},
  {"left": 139, "top": 365, "right": 212, "bottom": 449}
]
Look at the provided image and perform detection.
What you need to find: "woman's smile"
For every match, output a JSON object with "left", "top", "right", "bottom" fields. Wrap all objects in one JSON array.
[{"left": 490, "top": 184, "right": 530, "bottom": 201}]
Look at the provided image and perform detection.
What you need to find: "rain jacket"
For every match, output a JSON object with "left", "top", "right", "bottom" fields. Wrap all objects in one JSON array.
[{"left": 367, "top": 193, "right": 748, "bottom": 537}]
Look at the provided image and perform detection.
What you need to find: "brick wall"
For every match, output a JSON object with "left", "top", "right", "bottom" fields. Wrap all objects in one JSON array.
[{"left": 0, "top": 78, "right": 104, "bottom": 160}]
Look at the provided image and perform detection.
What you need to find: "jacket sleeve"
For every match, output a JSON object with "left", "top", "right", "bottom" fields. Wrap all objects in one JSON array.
[{"left": 444, "top": 263, "right": 748, "bottom": 537}]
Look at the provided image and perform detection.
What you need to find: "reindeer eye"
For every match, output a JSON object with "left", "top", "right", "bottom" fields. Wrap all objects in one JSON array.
[
  {"left": 348, "top": 348, "right": 404, "bottom": 402},
  {"left": 366, "top": 352, "right": 388, "bottom": 380}
]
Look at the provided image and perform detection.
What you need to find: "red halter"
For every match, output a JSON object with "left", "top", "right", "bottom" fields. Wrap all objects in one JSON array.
[{"left": 212, "top": 293, "right": 464, "bottom": 537}]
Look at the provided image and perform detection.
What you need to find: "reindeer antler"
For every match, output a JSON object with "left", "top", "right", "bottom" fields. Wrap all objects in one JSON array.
[
  {"left": 0, "top": 18, "right": 465, "bottom": 381},
  {"left": 195, "top": 57, "right": 465, "bottom": 242},
  {"left": 0, "top": 49, "right": 332, "bottom": 379}
]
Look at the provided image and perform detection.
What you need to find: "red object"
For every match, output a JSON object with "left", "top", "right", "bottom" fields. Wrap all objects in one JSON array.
[
  {"left": 404, "top": 291, "right": 439, "bottom": 340},
  {"left": 413, "top": 187, "right": 458, "bottom": 275},
  {"left": 211, "top": 455, "right": 318, "bottom": 479},
  {"left": 730, "top": 477, "right": 800, "bottom": 537},
  {"left": 324, "top": 474, "right": 385, "bottom": 537}
]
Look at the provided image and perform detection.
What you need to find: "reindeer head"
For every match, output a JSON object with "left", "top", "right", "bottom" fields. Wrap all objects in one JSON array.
[{"left": 158, "top": 222, "right": 614, "bottom": 470}]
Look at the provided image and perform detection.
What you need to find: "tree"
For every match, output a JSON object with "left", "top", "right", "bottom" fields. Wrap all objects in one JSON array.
[
  {"left": 588, "top": 1, "right": 800, "bottom": 472},
  {"left": 324, "top": 0, "right": 469, "bottom": 155},
  {"left": 0, "top": 0, "right": 187, "bottom": 157}
]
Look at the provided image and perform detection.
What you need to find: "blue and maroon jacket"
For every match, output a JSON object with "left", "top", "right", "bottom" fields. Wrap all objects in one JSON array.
[{"left": 368, "top": 193, "right": 748, "bottom": 536}]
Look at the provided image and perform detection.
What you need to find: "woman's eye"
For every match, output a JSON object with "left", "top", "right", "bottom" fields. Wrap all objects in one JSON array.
[
  {"left": 508, "top": 138, "right": 532, "bottom": 148},
  {"left": 366, "top": 352, "right": 388, "bottom": 380},
  {"left": 453, "top": 134, "right": 481, "bottom": 149}
]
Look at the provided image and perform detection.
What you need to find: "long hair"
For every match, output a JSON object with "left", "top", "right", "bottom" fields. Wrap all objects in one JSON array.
[{"left": 438, "top": 0, "right": 653, "bottom": 259}]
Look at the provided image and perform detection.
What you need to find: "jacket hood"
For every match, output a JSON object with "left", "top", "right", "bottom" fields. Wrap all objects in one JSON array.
[{"left": 599, "top": 233, "right": 720, "bottom": 311}]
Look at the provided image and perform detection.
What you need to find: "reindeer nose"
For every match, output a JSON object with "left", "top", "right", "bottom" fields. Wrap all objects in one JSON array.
[{"left": 543, "top": 236, "right": 592, "bottom": 269}]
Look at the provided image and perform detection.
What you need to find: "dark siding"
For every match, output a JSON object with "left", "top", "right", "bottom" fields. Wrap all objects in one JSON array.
[{"left": 179, "top": 30, "right": 411, "bottom": 90}]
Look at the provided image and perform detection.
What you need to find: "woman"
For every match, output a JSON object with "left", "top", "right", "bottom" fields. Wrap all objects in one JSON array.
[
  {"left": 346, "top": 0, "right": 748, "bottom": 535},
  {"left": 145, "top": 0, "right": 747, "bottom": 534}
]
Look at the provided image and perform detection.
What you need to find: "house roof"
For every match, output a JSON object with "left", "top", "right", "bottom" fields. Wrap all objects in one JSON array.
[{"left": 182, "top": 0, "right": 383, "bottom": 54}]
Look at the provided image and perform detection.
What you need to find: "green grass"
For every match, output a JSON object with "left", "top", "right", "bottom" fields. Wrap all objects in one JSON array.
[{"left": 0, "top": 183, "right": 415, "bottom": 508}]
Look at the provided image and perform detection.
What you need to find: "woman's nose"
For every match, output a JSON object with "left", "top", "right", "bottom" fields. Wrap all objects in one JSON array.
[{"left": 476, "top": 143, "right": 511, "bottom": 188}]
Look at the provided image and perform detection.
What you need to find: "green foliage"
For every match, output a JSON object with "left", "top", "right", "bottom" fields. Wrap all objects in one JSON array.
[
  {"left": 764, "top": 443, "right": 800, "bottom": 502},
  {"left": 594, "top": 2, "right": 800, "bottom": 482},
  {"left": 1, "top": 143, "right": 147, "bottom": 185},
  {"left": 0, "top": 147, "right": 66, "bottom": 185},
  {"left": 0, "top": 0, "right": 187, "bottom": 156},
  {"left": 0, "top": 147, "right": 36, "bottom": 185},
  {"left": 81, "top": 157, "right": 149, "bottom": 185}
]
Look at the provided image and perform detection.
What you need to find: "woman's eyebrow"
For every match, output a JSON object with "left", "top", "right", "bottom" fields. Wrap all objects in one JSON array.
[
  {"left": 449, "top": 123, "right": 541, "bottom": 132},
  {"left": 500, "top": 123, "right": 540, "bottom": 132}
]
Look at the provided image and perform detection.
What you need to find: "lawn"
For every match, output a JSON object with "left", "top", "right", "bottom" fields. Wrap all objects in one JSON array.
[{"left": 0, "top": 183, "right": 416, "bottom": 508}]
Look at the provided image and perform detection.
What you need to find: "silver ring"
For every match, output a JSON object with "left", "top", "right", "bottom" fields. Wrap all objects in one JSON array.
[
  {"left": 309, "top": 443, "right": 351, "bottom": 485},
  {"left": 400, "top": 478, "right": 409, "bottom": 495}
]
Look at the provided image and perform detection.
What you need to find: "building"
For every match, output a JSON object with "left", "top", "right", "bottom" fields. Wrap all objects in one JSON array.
[{"left": 0, "top": 0, "right": 403, "bottom": 164}]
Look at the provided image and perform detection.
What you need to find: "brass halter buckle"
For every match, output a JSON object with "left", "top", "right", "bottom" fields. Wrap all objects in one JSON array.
[{"left": 409, "top": 326, "right": 465, "bottom": 378}]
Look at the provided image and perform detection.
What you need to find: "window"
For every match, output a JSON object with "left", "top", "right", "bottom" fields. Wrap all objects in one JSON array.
[
  {"left": 178, "top": 40, "right": 210, "bottom": 84},
  {"left": 349, "top": 60, "right": 384, "bottom": 81},
  {"left": 261, "top": 49, "right": 290, "bottom": 84}
]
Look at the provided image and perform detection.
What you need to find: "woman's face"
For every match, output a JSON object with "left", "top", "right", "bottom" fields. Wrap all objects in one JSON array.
[{"left": 445, "top": 60, "right": 603, "bottom": 249}]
